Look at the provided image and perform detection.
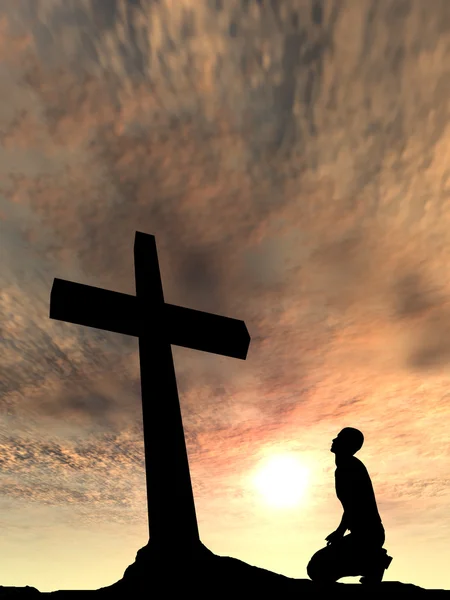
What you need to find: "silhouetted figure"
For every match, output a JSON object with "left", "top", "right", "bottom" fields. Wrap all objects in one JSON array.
[{"left": 307, "top": 427, "right": 393, "bottom": 584}]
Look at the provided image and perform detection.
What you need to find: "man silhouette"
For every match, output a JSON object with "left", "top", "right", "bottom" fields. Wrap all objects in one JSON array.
[{"left": 307, "top": 427, "right": 393, "bottom": 584}]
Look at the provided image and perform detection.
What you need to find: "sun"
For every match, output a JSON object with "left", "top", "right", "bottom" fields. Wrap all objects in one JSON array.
[{"left": 252, "top": 453, "right": 310, "bottom": 509}]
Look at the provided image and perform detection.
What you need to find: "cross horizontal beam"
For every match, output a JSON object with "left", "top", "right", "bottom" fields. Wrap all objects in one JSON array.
[{"left": 50, "top": 278, "right": 250, "bottom": 360}]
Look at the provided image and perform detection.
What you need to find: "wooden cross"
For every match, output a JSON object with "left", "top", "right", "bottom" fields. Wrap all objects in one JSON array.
[{"left": 49, "top": 232, "right": 250, "bottom": 556}]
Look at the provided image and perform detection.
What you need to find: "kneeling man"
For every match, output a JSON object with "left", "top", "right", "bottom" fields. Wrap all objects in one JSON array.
[{"left": 307, "top": 427, "right": 393, "bottom": 584}]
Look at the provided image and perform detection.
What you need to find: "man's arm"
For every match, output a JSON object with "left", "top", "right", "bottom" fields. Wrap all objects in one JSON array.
[
  {"left": 335, "top": 463, "right": 366, "bottom": 533},
  {"left": 325, "top": 512, "right": 348, "bottom": 544},
  {"left": 336, "top": 511, "right": 348, "bottom": 535}
]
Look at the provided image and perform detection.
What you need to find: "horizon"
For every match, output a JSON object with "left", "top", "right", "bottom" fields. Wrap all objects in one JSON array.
[{"left": 1, "top": 0, "right": 450, "bottom": 592}]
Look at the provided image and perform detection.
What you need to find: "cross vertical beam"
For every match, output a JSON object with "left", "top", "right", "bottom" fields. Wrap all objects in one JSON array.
[{"left": 134, "top": 233, "right": 199, "bottom": 553}]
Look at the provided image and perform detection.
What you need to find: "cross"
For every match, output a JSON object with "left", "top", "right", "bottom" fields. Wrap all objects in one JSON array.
[{"left": 49, "top": 232, "right": 250, "bottom": 556}]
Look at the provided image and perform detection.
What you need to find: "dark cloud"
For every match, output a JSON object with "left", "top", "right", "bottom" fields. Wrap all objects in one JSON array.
[
  {"left": 393, "top": 273, "right": 436, "bottom": 320},
  {"left": 408, "top": 314, "right": 450, "bottom": 370}
]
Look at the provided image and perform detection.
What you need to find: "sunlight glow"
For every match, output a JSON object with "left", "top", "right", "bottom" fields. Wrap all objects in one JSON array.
[{"left": 252, "top": 453, "right": 310, "bottom": 509}]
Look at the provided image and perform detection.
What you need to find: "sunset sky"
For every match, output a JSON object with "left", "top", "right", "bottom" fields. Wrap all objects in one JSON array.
[{"left": 1, "top": 0, "right": 450, "bottom": 592}]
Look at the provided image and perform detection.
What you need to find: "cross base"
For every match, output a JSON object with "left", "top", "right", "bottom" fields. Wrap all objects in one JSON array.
[
  {"left": 99, "top": 538, "right": 216, "bottom": 592},
  {"left": 131, "top": 537, "right": 214, "bottom": 562}
]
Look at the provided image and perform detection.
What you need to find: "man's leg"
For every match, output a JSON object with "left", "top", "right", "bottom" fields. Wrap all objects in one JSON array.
[
  {"left": 359, "top": 548, "right": 393, "bottom": 584},
  {"left": 307, "top": 535, "right": 364, "bottom": 583},
  {"left": 352, "top": 528, "right": 393, "bottom": 584}
]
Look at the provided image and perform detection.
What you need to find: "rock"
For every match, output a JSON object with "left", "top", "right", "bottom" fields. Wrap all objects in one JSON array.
[
  {"left": 0, "top": 586, "right": 40, "bottom": 597},
  {"left": 2, "top": 543, "right": 449, "bottom": 598},
  {"left": 92, "top": 539, "right": 449, "bottom": 598}
]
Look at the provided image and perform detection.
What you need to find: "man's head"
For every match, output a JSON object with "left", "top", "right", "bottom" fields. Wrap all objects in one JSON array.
[{"left": 330, "top": 427, "right": 364, "bottom": 456}]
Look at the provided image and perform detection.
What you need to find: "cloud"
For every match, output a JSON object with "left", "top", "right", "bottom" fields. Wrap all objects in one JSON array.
[{"left": 1, "top": 2, "right": 450, "bottom": 558}]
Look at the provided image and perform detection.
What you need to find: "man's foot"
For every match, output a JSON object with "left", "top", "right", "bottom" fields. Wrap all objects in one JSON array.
[{"left": 359, "top": 549, "right": 393, "bottom": 585}]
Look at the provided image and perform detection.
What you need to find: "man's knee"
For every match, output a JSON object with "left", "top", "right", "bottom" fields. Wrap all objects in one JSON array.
[
  {"left": 306, "top": 556, "right": 317, "bottom": 581},
  {"left": 307, "top": 548, "right": 337, "bottom": 583}
]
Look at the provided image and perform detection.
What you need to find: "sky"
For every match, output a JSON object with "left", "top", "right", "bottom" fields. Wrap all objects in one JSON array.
[{"left": 1, "top": 0, "right": 450, "bottom": 592}]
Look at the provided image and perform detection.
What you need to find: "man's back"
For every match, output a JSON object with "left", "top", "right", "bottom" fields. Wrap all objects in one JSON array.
[{"left": 335, "top": 456, "right": 382, "bottom": 533}]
